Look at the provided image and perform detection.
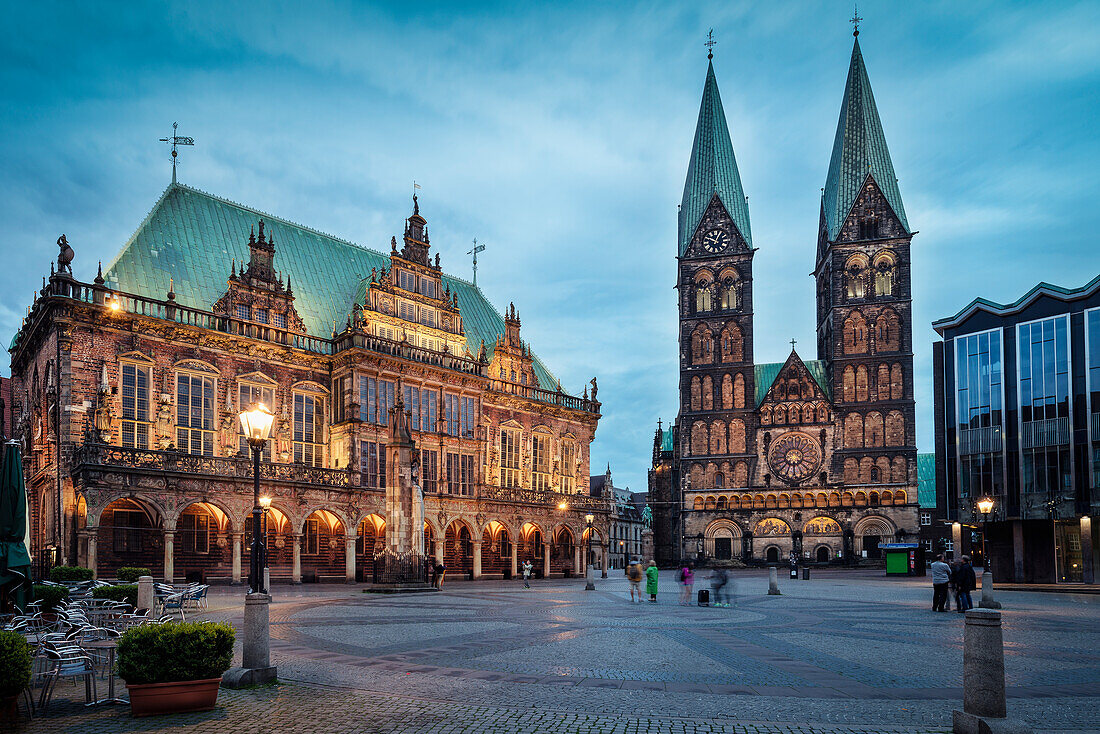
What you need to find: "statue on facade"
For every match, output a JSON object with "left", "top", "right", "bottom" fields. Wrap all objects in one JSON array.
[
  {"left": 641, "top": 505, "right": 653, "bottom": 530},
  {"left": 93, "top": 393, "right": 114, "bottom": 444},
  {"left": 590, "top": 377, "right": 598, "bottom": 402},
  {"left": 56, "top": 234, "right": 75, "bottom": 274},
  {"left": 275, "top": 405, "right": 292, "bottom": 462},
  {"left": 218, "top": 412, "right": 237, "bottom": 455},
  {"left": 154, "top": 394, "right": 174, "bottom": 449}
]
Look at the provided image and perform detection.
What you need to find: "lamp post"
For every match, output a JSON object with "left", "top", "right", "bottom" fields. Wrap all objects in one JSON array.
[
  {"left": 238, "top": 403, "right": 274, "bottom": 594},
  {"left": 584, "top": 513, "right": 595, "bottom": 591},
  {"left": 259, "top": 494, "right": 272, "bottom": 589},
  {"left": 976, "top": 496, "right": 994, "bottom": 571}
]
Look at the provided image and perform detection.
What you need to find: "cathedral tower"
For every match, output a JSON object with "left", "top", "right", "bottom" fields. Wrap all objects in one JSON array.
[
  {"left": 816, "top": 34, "right": 917, "bottom": 495},
  {"left": 677, "top": 54, "right": 757, "bottom": 494}
]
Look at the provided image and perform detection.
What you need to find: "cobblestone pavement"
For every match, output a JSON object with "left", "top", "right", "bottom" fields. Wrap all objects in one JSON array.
[{"left": 12, "top": 569, "right": 1100, "bottom": 733}]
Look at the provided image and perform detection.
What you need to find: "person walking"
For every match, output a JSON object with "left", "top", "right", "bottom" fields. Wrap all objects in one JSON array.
[
  {"left": 953, "top": 555, "right": 976, "bottom": 612},
  {"left": 645, "top": 561, "right": 659, "bottom": 603},
  {"left": 710, "top": 567, "right": 730, "bottom": 607},
  {"left": 930, "top": 554, "right": 952, "bottom": 612},
  {"left": 522, "top": 559, "right": 533, "bottom": 589},
  {"left": 434, "top": 561, "right": 446, "bottom": 590},
  {"left": 626, "top": 558, "right": 644, "bottom": 603},
  {"left": 679, "top": 562, "right": 695, "bottom": 605}
]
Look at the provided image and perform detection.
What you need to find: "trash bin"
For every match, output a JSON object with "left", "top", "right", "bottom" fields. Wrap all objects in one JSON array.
[
  {"left": 802, "top": 567, "right": 809, "bottom": 580},
  {"left": 697, "top": 589, "right": 710, "bottom": 606},
  {"left": 789, "top": 566, "right": 798, "bottom": 579}
]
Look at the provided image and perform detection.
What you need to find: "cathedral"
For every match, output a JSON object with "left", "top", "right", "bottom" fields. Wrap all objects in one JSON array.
[{"left": 649, "top": 33, "right": 918, "bottom": 565}]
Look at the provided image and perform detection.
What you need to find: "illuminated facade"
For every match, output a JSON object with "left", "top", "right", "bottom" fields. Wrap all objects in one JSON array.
[
  {"left": 10, "top": 184, "right": 605, "bottom": 582},
  {"left": 650, "top": 38, "right": 919, "bottom": 565}
]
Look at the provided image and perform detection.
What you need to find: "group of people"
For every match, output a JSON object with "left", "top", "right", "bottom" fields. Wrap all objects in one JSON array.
[
  {"left": 624, "top": 559, "right": 733, "bottom": 607},
  {"left": 929, "top": 553, "right": 977, "bottom": 612}
]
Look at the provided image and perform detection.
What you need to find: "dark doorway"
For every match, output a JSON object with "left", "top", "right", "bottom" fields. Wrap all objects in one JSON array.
[
  {"left": 765, "top": 546, "right": 779, "bottom": 563},
  {"left": 816, "top": 546, "right": 830, "bottom": 563},
  {"left": 863, "top": 535, "right": 881, "bottom": 559},
  {"left": 714, "top": 537, "right": 732, "bottom": 560}
]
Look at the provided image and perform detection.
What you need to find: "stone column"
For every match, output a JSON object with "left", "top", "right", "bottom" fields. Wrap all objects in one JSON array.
[
  {"left": 231, "top": 532, "right": 243, "bottom": 585},
  {"left": 434, "top": 539, "right": 445, "bottom": 566},
  {"left": 86, "top": 529, "right": 98, "bottom": 580},
  {"left": 136, "top": 576, "right": 154, "bottom": 617},
  {"left": 291, "top": 533, "right": 302, "bottom": 584},
  {"left": 345, "top": 534, "right": 357, "bottom": 583},
  {"left": 542, "top": 542, "right": 550, "bottom": 578},
  {"left": 768, "top": 566, "right": 781, "bottom": 595},
  {"left": 472, "top": 540, "right": 482, "bottom": 579},
  {"left": 223, "top": 593, "right": 277, "bottom": 688},
  {"left": 1081, "top": 516, "right": 1094, "bottom": 584},
  {"left": 573, "top": 544, "right": 582, "bottom": 577},
  {"left": 163, "top": 531, "right": 175, "bottom": 583},
  {"left": 951, "top": 609, "right": 1033, "bottom": 733},
  {"left": 979, "top": 570, "right": 1001, "bottom": 609},
  {"left": 601, "top": 543, "right": 608, "bottom": 578},
  {"left": 510, "top": 541, "right": 518, "bottom": 578},
  {"left": 952, "top": 522, "right": 963, "bottom": 561}
]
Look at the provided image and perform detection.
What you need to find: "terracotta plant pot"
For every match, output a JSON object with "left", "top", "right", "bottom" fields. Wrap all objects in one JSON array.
[
  {"left": 126, "top": 678, "right": 222, "bottom": 717},
  {"left": 1, "top": 694, "right": 19, "bottom": 721}
]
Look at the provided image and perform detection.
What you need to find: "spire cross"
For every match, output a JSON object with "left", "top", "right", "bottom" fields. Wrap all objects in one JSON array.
[
  {"left": 850, "top": 5, "right": 862, "bottom": 36},
  {"left": 705, "top": 28, "right": 716, "bottom": 59},
  {"left": 790, "top": 338, "right": 797, "bottom": 351},
  {"left": 158, "top": 122, "right": 194, "bottom": 184}
]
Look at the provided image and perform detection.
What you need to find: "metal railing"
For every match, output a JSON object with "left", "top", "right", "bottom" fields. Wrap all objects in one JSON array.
[
  {"left": 487, "top": 379, "right": 600, "bottom": 413},
  {"left": 1020, "top": 417, "right": 1070, "bottom": 449},
  {"left": 958, "top": 425, "right": 1003, "bottom": 455},
  {"left": 479, "top": 484, "right": 608, "bottom": 511},
  {"left": 372, "top": 550, "right": 428, "bottom": 584}
]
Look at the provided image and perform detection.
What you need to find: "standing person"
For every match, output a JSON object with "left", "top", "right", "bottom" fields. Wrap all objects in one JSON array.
[
  {"left": 679, "top": 562, "right": 695, "bottom": 605},
  {"left": 645, "top": 561, "right": 659, "bottom": 603},
  {"left": 522, "top": 559, "right": 533, "bottom": 589},
  {"left": 626, "top": 558, "right": 644, "bottom": 603},
  {"left": 954, "top": 555, "right": 976, "bottom": 612},
  {"left": 710, "top": 567, "right": 730, "bottom": 607},
  {"left": 930, "top": 554, "right": 952, "bottom": 612},
  {"left": 434, "top": 561, "right": 446, "bottom": 590}
]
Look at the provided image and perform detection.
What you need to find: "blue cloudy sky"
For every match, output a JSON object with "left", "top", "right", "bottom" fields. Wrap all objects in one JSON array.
[{"left": 2, "top": 1, "right": 1098, "bottom": 492}]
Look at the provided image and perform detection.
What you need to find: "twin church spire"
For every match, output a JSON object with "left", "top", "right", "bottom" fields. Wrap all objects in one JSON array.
[{"left": 680, "top": 33, "right": 907, "bottom": 251}]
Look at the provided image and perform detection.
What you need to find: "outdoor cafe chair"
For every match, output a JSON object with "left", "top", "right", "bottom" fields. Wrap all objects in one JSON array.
[{"left": 38, "top": 643, "right": 97, "bottom": 712}]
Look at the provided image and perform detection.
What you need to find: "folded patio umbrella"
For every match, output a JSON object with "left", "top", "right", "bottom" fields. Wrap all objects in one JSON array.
[{"left": 0, "top": 440, "right": 33, "bottom": 613}]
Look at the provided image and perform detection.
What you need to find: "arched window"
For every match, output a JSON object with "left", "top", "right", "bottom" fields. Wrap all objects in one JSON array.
[
  {"left": 876, "top": 309, "right": 901, "bottom": 352},
  {"left": 720, "top": 323, "right": 743, "bottom": 363},
  {"left": 855, "top": 366, "right": 869, "bottom": 402},
  {"left": 843, "top": 312, "right": 869, "bottom": 354},
  {"left": 845, "top": 255, "right": 869, "bottom": 299},
  {"left": 715, "top": 474, "right": 725, "bottom": 490},
  {"left": 729, "top": 419, "right": 746, "bottom": 454},
  {"left": 873, "top": 252, "right": 895, "bottom": 296},
  {"left": 858, "top": 216, "right": 879, "bottom": 240},
  {"left": 692, "top": 326, "right": 713, "bottom": 365},
  {"left": 696, "top": 286, "right": 713, "bottom": 313},
  {"left": 690, "top": 377, "right": 701, "bottom": 411},
  {"left": 701, "top": 375, "right": 714, "bottom": 411},
  {"left": 733, "top": 373, "right": 745, "bottom": 409},
  {"left": 719, "top": 278, "right": 739, "bottom": 310},
  {"left": 693, "top": 497, "right": 703, "bottom": 510}
]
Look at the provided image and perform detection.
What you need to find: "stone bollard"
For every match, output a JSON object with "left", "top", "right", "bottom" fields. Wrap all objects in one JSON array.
[
  {"left": 952, "top": 609, "right": 1032, "bottom": 734},
  {"left": 222, "top": 592, "right": 278, "bottom": 688},
  {"left": 136, "top": 576, "right": 154, "bottom": 617},
  {"left": 979, "top": 571, "right": 1001, "bottom": 609},
  {"left": 263, "top": 567, "right": 271, "bottom": 594},
  {"left": 767, "top": 566, "right": 781, "bottom": 595}
]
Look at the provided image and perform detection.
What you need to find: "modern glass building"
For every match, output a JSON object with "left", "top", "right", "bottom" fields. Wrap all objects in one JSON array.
[{"left": 932, "top": 276, "right": 1100, "bottom": 583}]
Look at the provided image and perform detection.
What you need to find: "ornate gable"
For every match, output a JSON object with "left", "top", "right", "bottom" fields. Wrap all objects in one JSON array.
[
  {"left": 685, "top": 194, "right": 748, "bottom": 259},
  {"left": 760, "top": 351, "right": 827, "bottom": 407},
  {"left": 833, "top": 175, "right": 908, "bottom": 245},
  {"left": 212, "top": 219, "right": 308, "bottom": 335}
]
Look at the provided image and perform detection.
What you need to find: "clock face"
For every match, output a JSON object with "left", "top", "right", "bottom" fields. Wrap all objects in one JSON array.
[
  {"left": 767, "top": 431, "right": 822, "bottom": 484},
  {"left": 701, "top": 228, "right": 731, "bottom": 254}
]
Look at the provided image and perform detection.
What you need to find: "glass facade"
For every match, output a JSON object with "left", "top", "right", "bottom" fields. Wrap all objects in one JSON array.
[
  {"left": 954, "top": 330, "right": 1004, "bottom": 499},
  {"left": 1088, "top": 309, "right": 1100, "bottom": 488},
  {"left": 1018, "top": 316, "right": 1071, "bottom": 498}
]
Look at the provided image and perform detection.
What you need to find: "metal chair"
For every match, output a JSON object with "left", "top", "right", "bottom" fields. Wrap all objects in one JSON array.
[{"left": 39, "top": 643, "right": 97, "bottom": 712}]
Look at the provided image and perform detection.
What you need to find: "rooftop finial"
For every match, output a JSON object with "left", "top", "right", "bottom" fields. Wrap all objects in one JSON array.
[
  {"left": 705, "top": 28, "right": 716, "bottom": 59},
  {"left": 850, "top": 5, "right": 862, "bottom": 37},
  {"left": 158, "top": 122, "right": 194, "bottom": 185}
]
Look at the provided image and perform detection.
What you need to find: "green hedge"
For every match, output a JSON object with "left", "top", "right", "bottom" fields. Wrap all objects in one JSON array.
[
  {"left": 118, "top": 622, "right": 235, "bottom": 685},
  {"left": 48, "top": 566, "right": 94, "bottom": 582},
  {"left": 116, "top": 567, "right": 151, "bottom": 583},
  {"left": 92, "top": 584, "right": 138, "bottom": 608},
  {"left": 0, "top": 631, "right": 32, "bottom": 698},
  {"left": 33, "top": 584, "right": 69, "bottom": 612}
]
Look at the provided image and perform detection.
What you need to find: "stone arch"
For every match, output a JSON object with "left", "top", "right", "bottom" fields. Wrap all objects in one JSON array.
[
  {"left": 803, "top": 516, "right": 842, "bottom": 535},
  {"left": 854, "top": 515, "right": 896, "bottom": 556},
  {"left": 764, "top": 494, "right": 778, "bottom": 509},
  {"left": 715, "top": 494, "right": 727, "bottom": 509},
  {"left": 778, "top": 493, "right": 790, "bottom": 509},
  {"left": 843, "top": 312, "right": 868, "bottom": 354},
  {"left": 692, "top": 325, "right": 714, "bottom": 365},
  {"left": 844, "top": 413, "right": 863, "bottom": 448},
  {"left": 753, "top": 494, "right": 765, "bottom": 509},
  {"left": 855, "top": 365, "right": 869, "bottom": 402},
  {"left": 729, "top": 419, "right": 746, "bottom": 454},
  {"left": 880, "top": 490, "right": 893, "bottom": 506},
  {"left": 702, "top": 375, "right": 714, "bottom": 410},
  {"left": 816, "top": 404, "right": 829, "bottom": 423},
  {"left": 872, "top": 250, "right": 897, "bottom": 296},
  {"left": 865, "top": 412, "right": 883, "bottom": 447},
  {"left": 877, "top": 363, "right": 890, "bottom": 401},
  {"left": 845, "top": 253, "right": 870, "bottom": 299},
  {"left": 733, "top": 373, "right": 745, "bottom": 409},
  {"left": 842, "top": 491, "right": 854, "bottom": 507},
  {"left": 704, "top": 495, "right": 717, "bottom": 511},
  {"left": 876, "top": 456, "right": 891, "bottom": 483},
  {"left": 875, "top": 308, "right": 901, "bottom": 352},
  {"left": 859, "top": 456, "right": 874, "bottom": 483},
  {"left": 170, "top": 498, "right": 238, "bottom": 533},
  {"left": 710, "top": 420, "right": 726, "bottom": 454},
  {"left": 96, "top": 495, "right": 167, "bottom": 579},
  {"left": 891, "top": 364, "right": 904, "bottom": 400},
  {"left": 299, "top": 505, "right": 352, "bottom": 535},
  {"left": 690, "top": 376, "right": 701, "bottom": 411},
  {"left": 720, "top": 322, "right": 743, "bottom": 363},
  {"left": 690, "top": 421, "right": 707, "bottom": 456},
  {"left": 842, "top": 365, "right": 855, "bottom": 402},
  {"left": 721, "top": 373, "right": 733, "bottom": 409},
  {"left": 855, "top": 491, "right": 868, "bottom": 506},
  {"left": 754, "top": 517, "right": 791, "bottom": 536},
  {"left": 885, "top": 411, "right": 905, "bottom": 447},
  {"left": 895, "top": 489, "right": 907, "bottom": 504},
  {"left": 760, "top": 405, "right": 772, "bottom": 425},
  {"left": 693, "top": 496, "right": 703, "bottom": 510}
]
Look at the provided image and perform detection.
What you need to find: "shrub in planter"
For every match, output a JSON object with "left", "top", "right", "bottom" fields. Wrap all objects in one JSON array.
[
  {"left": 93, "top": 584, "right": 138, "bottom": 608},
  {"left": 48, "top": 566, "right": 94, "bottom": 583},
  {"left": 116, "top": 567, "right": 151, "bottom": 583},
  {"left": 33, "top": 584, "right": 68, "bottom": 612},
  {"left": 0, "top": 631, "right": 32, "bottom": 697},
  {"left": 118, "top": 621, "right": 234, "bottom": 716}
]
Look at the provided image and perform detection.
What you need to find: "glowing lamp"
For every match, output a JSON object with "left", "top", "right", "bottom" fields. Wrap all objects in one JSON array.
[
  {"left": 108, "top": 296, "right": 121, "bottom": 312},
  {"left": 259, "top": 495, "right": 272, "bottom": 510},
  {"left": 238, "top": 402, "right": 275, "bottom": 447},
  {"left": 976, "top": 497, "right": 994, "bottom": 516},
  {"left": 585, "top": 513, "right": 594, "bottom": 525},
  {"left": 557, "top": 501, "right": 568, "bottom": 511}
]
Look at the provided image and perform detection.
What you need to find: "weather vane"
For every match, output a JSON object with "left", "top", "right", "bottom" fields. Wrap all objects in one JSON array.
[
  {"left": 467, "top": 238, "right": 486, "bottom": 287},
  {"left": 159, "top": 122, "right": 194, "bottom": 184},
  {"left": 850, "top": 5, "right": 863, "bottom": 37},
  {"left": 705, "top": 29, "right": 717, "bottom": 59}
]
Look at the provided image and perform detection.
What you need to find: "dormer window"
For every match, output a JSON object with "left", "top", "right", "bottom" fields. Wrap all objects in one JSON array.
[
  {"left": 398, "top": 270, "right": 416, "bottom": 292},
  {"left": 858, "top": 217, "right": 878, "bottom": 240},
  {"left": 273, "top": 312, "right": 287, "bottom": 329},
  {"left": 254, "top": 309, "right": 268, "bottom": 324},
  {"left": 236, "top": 305, "right": 250, "bottom": 320}
]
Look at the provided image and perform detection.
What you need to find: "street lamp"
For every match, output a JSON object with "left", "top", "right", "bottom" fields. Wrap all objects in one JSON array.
[
  {"left": 976, "top": 496, "right": 994, "bottom": 570},
  {"left": 259, "top": 495, "right": 272, "bottom": 579},
  {"left": 584, "top": 513, "right": 595, "bottom": 591},
  {"left": 239, "top": 402, "right": 274, "bottom": 594}
]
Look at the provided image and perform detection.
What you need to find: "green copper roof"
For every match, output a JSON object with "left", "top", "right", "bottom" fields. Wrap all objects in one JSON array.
[
  {"left": 103, "top": 184, "right": 559, "bottom": 389},
  {"left": 917, "top": 453, "right": 936, "bottom": 508},
  {"left": 823, "top": 38, "right": 909, "bottom": 241},
  {"left": 753, "top": 357, "right": 829, "bottom": 407},
  {"left": 679, "top": 60, "right": 752, "bottom": 255}
]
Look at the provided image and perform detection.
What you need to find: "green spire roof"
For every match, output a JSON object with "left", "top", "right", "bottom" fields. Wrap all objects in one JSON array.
[
  {"left": 679, "top": 60, "right": 751, "bottom": 255},
  {"left": 917, "top": 453, "right": 936, "bottom": 508},
  {"left": 101, "top": 183, "right": 560, "bottom": 389},
  {"left": 823, "top": 38, "right": 909, "bottom": 241}
]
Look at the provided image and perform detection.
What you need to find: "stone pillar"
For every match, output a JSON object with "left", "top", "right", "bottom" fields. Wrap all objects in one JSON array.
[
  {"left": 768, "top": 566, "right": 781, "bottom": 595},
  {"left": 952, "top": 522, "right": 963, "bottom": 561},
  {"left": 979, "top": 570, "right": 1001, "bottom": 609},
  {"left": 434, "top": 539, "right": 445, "bottom": 566},
  {"left": 291, "top": 533, "right": 302, "bottom": 584},
  {"left": 573, "top": 543, "right": 582, "bottom": 577},
  {"left": 345, "top": 534, "right": 357, "bottom": 583},
  {"left": 1080, "top": 516, "right": 1094, "bottom": 584},
  {"left": 223, "top": 593, "right": 277, "bottom": 688},
  {"left": 231, "top": 532, "right": 243, "bottom": 585},
  {"left": 86, "top": 529, "right": 98, "bottom": 580},
  {"left": 510, "top": 540, "right": 518, "bottom": 578},
  {"left": 1012, "top": 520, "right": 1025, "bottom": 582},
  {"left": 137, "top": 576, "right": 154, "bottom": 617},
  {"left": 601, "top": 543, "right": 608, "bottom": 578},
  {"left": 542, "top": 542, "right": 550, "bottom": 578},
  {"left": 472, "top": 540, "right": 482, "bottom": 580},
  {"left": 163, "top": 531, "right": 175, "bottom": 583},
  {"left": 951, "top": 609, "right": 1032, "bottom": 734}
]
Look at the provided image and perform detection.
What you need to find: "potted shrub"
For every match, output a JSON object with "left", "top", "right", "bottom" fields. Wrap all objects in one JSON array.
[
  {"left": 0, "top": 631, "right": 31, "bottom": 720},
  {"left": 118, "top": 621, "right": 234, "bottom": 716},
  {"left": 32, "top": 584, "right": 69, "bottom": 617},
  {"left": 48, "top": 566, "right": 94, "bottom": 583},
  {"left": 93, "top": 584, "right": 138, "bottom": 608},
  {"left": 116, "top": 567, "right": 151, "bottom": 583}
]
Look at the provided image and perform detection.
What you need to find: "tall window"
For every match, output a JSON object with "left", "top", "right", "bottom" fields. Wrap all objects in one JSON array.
[
  {"left": 954, "top": 330, "right": 1004, "bottom": 498},
  {"left": 403, "top": 384, "right": 421, "bottom": 431},
  {"left": 1018, "top": 316, "right": 1071, "bottom": 497},
  {"left": 398, "top": 270, "right": 416, "bottom": 292},
  {"left": 532, "top": 433, "right": 551, "bottom": 491},
  {"left": 399, "top": 301, "right": 415, "bottom": 321},
  {"left": 360, "top": 441, "right": 386, "bottom": 489},
  {"left": 719, "top": 279, "right": 738, "bottom": 310},
  {"left": 446, "top": 453, "right": 473, "bottom": 495},
  {"left": 421, "top": 389, "right": 438, "bottom": 433},
  {"left": 419, "top": 449, "right": 438, "bottom": 493},
  {"left": 178, "top": 513, "right": 210, "bottom": 554},
  {"left": 695, "top": 285, "right": 712, "bottom": 313},
  {"left": 461, "top": 396, "right": 476, "bottom": 438},
  {"left": 500, "top": 428, "right": 520, "bottom": 488},
  {"left": 1087, "top": 309, "right": 1100, "bottom": 488},
  {"left": 305, "top": 518, "right": 319, "bottom": 555},
  {"left": 359, "top": 377, "right": 395, "bottom": 425},
  {"left": 176, "top": 373, "right": 215, "bottom": 456},
  {"left": 120, "top": 363, "right": 150, "bottom": 449},
  {"left": 238, "top": 382, "right": 274, "bottom": 459},
  {"left": 294, "top": 393, "right": 324, "bottom": 467},
  {"left": 445, "top": 394, "right": 462, "bottom": 436},
  {"left": 112, "top": 509, "right": 144, "bottom": 553},
  {"left": 560, "top": 439, "right": 575, "bottom": 493}
]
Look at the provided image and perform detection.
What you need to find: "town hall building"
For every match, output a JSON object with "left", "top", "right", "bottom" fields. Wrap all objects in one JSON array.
[{"left": 649, "top": 34, "right": 919, "bottom": 565}]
